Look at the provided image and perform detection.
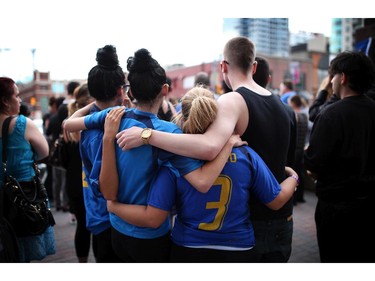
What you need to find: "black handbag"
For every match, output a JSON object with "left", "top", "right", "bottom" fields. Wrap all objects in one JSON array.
[
  {"left": 48, "top": 134, "right": 68, "bottom": 169},
  {"left": 2, "top": 116, "right": 55, "bottom": 237}
]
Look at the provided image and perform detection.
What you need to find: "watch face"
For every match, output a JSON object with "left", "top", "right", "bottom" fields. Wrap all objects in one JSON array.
[{"left": 142, "top": 129, "right": 151, "bottom": 138}]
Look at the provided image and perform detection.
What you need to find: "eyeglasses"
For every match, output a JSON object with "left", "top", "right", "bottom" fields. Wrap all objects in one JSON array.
[
  {"left": 222, "top": 60, "right": 230, "bottom": 65},
  {"left": 121, "top": 84, "right": 130, "bottom": 93}
]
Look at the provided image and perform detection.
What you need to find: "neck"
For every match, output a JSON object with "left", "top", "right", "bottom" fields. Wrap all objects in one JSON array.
[
  {"left": 136, "top": 96, "right": 163, "bottom": 115},
  {"left": 136, "top": 103, "right": 160, "bottom": 115},
  {"left": 340, "top": 88, "right": 360, "bottom": 99},
  {"left": 95, "top": 99, "right": 120, "bottom": 111},
  {"left": 230, "top": 74, "right": 271, "bottom": 96}
]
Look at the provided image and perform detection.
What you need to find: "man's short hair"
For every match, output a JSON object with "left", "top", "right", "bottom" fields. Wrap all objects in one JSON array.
[
  {"left": 329, "top": 51, "right": 375, "bottom": 94},
  {"left": 283, "top": 80, "right": 294, "bottom": 91},
  {"left": 253, "top": 56, "right": 270, "bottom": 88},
  {"left": 224, "top": 36, "right": 256, "bottom": 75},
  {"left": 194, "top": 72, "right": 210, "bottom": 88},
  {"left": 67, "top": 81, "right": 80, "bottom": 96}
]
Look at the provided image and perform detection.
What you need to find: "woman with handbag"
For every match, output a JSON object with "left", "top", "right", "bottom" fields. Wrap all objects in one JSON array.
[{"left": 0, "top": 77, "right": 56, "bottom": 262}]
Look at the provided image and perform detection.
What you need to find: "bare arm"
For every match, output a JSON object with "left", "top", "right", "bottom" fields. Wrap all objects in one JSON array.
[
  {"left": 107, "top": 201, "right": 169, "bottom": 228},
  {"left": 99, "top": 107, "right": 125, "bottom": 200},
  {"left": 266, "top": 167, "right": 298, "bottom": 210},
  {"left": 116, "top": 93, "right": 240, "bottom": 160},
  {"left": 25, "top": 118, "right": 49, "bottom": 160},
  {"left": 183, "top": 135, "right": 247, "bottom": 193},
  {"left": 63, "top": 102, "right": 94, "bottom": 132}
]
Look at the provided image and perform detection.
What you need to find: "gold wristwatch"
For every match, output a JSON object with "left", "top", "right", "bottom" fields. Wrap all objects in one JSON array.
[{"left": 141, "top": 128, "right": 152, "bottom": 145}]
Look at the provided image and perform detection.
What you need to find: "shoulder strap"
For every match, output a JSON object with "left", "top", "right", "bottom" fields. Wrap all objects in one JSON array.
[
  {"left": 2, "top": 116, "right": 14, "bottom": 164},
  {"left": 1, "top": 116, "right": 14, "bottom": 219}
]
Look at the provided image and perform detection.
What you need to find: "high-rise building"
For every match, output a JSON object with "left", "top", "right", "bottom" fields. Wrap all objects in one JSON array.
[
  {"left": 223, "top": 18, "right": 289, "bottom": 57},
  {"left": 329, "top": 18, "right": 364, "bottom": 54}
]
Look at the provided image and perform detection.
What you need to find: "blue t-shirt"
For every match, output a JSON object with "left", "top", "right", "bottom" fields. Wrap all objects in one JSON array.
[
  {"left": 280, "top": 91, "right": 297, "bottom": 105},
  {"left": 80, "top": 104, "right": 111, "bottom": 235},
  {"left": 84, "top": 107, "right": 204, "bottom": 239},
  {"left": 147, "top": 146, "right": 281, "bottom": 249}
]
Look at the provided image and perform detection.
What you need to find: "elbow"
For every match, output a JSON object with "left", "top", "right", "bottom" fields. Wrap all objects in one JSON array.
[
  {"left": 193, "top": 179, "right": 211, "bottom": 194},
  {"left": 101, "top": 190, "right": 117, "bottom": 201},
  {"left": 199, "top": 183, "right": 211, "bottom": 194},
  {"left": 265, "top": 200, "right": 283, "bottom": 211},
  {"left": 146, "top": 217, "right": 165, "bottom": 228},
  {"left": 63, "top": 119, "right": 72, "bottom": 132}
]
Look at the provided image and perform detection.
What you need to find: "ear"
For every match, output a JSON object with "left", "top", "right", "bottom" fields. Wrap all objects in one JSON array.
[
  {"left": 220, "top": 61, "right": 228, "bottom": 74},
  {"left": 341, "top": 73, "right": 347, "bottom": 85},
  {"left": 161, "top": 83, "right": 169, "bottom": 97},
  {"left": 267, "top": 75, "right": 272, "bottom": 83},
  {"left": 252, "top": 61, "right": 258, "bottom": 75}
]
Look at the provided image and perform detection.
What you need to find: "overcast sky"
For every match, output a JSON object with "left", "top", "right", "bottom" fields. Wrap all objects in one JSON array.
[{"left": 0, "top": 0, "right": 369, "bottom": 82}]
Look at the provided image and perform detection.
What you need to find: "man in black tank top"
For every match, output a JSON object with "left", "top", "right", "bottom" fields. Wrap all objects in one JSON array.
[
  {"left": 115, "top": 37, "right": 297, "bottom": 262},
  {"left": 248, "top": 56, "right": 297, "bottom": 262}
]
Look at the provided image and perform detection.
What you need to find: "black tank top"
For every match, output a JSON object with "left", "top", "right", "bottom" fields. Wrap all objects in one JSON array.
[{"left": 236, "top": 87, "right": 295, "bottom": 220}]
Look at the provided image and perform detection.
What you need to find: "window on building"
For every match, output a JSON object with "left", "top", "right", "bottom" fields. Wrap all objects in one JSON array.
[{"left": 39, "top": 72, "right": 49, "bottom": 80}]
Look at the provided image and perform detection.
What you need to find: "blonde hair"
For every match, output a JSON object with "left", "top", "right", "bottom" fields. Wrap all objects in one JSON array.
[
  {"left": 68, "top": 84, "right": 92, "bottom": 142},
  {"left": 68, "top": 84, "right": 91, "bottom": 117},
  {"left": 317, "top": 76, "right": 333, "bottom": 99},
  {"left": 173, "top": 87, "right": 217, "bottom": 134}
]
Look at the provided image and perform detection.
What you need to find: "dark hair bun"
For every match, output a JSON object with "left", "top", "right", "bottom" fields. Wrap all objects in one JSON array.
[
  {"left": 127, "top": 48, "right": 154, "bottom": 73},
  {"left": 96, "top": 45, "right": 119, "bottom": 70}
]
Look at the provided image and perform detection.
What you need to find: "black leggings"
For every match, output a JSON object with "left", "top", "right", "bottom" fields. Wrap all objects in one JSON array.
[
  {"left": 70, "top": 198, "right": 91, "bottom": 258},
  {"left": 93, "top": 227, "right": 122, "bottom": 263},
  {"left": 111, "top": 227, "right": 171, "bottom": 262}
]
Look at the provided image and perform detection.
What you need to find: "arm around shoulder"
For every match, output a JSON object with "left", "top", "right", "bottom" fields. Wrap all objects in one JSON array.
[{"left": 63, "top": 102, "right": 93, "bottom": 132}]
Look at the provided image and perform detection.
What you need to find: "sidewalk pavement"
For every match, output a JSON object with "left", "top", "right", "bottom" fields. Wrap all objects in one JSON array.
[{"left": 35, "top": 190, "right": 319, "bottom": 263}]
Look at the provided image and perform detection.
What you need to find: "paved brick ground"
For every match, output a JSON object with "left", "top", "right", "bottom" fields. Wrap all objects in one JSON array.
[{"left": 34, "top": 190, "right": 319, "bottom": 263}]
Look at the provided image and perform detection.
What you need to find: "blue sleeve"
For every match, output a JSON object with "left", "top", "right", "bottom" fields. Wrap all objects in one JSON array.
[
  {"left": 79, "top": 131, "right": 104, "bottom": 197},
  {"left": 249, "top": 148, "right": 281, "bottom": 204},
  {"left": 147, "top": 166, "right": 177, "bottom": 212},
  {"left": 159, "top": 151, "right": 204, "bottom": 176},
  {"left": 84, "top": 108, "right": 111, "bottom": 130}
]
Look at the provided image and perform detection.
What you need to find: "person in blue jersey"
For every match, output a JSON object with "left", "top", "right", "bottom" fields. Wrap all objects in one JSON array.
[
  {"left": 64, "top": 48, "right": 241, "bottom": 262},
  {"left": 106, "top": 86, "right": 299, "bottom": 262},
  {"left": 68, "top": 45, "right": 128, "bottom": 262}
]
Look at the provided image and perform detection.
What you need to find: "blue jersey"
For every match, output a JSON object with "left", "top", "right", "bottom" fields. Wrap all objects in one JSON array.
[
  {"left": 147, "top": 146, "right": 281, "bottom": 249},
  {"left": 84, "top": 107, "right": 204, "bottom": 239},
  {"left": 79, "top": 104, "right": 111, "bottom": 235}
]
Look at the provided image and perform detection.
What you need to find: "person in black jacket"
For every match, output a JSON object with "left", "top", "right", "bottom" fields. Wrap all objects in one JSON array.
[{"left": 305, "top": 51, "right": 375, "bottom": 262}]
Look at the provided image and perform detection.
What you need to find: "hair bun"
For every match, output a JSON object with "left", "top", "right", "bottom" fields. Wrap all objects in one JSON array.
[
  {"left": 127, "top": 48, "right": 153, "bottom": 73},
  {"left": 96, "top": 45, "right": 119, "bottom": 70}
]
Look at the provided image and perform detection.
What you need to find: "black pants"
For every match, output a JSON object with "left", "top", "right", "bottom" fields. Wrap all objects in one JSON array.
[
  {"left": 111, "top": 227, "right": 171, "bottom": 262},
  {"left": 315, "top": 198, "right": 375, "bottom": 262},
  {"left": 170, "top": 242, "right": 258, "bottom": 262},
  {"left": 70, "top": 197, "right": 91, "bottom": 258},
  {"left": 94, "top": 227, "right": 122, "bottom": 263}
]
